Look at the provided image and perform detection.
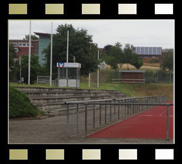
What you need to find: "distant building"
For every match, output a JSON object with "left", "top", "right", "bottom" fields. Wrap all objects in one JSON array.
[
  {"left": 133, "top": 47, "right": 162, "bottom": 58},
  {"left": 133, "top": 46, "right": 162, "bottom": 63},
  {"left": 9, "top": 39, "right": 38, "bottom": 57},
  {"left": 34, "top": 32, "right": 51, "bottom": 66}
]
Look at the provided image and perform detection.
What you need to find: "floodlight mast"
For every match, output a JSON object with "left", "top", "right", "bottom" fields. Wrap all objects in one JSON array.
[
  {"left": 97, "top": 49, "right": 99, "bottom": 88},
  {"left": 66, "top": 30, "right": 69, "bottom": 63},
  {"left": 28, "top": 20, "right": 31, "bottom": 85},
  {"left": 66, "top": 30, "right": 69, "bottom": 87},
  {"left": 50, "top": 22, "right": 53, "bottom": 86}
]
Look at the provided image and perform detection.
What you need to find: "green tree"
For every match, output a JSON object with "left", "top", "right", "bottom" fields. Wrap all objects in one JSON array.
[
  {"left": 101, "top": 42, "right": 124, "bottom": 70},
  {"left": 9, "top": 43, "right": 17, "bottom": 80},
  {"left": 130, "top": 54, "right": 143, "bottom": 69},
  {"left": 123, "top": 44, "right": 143, "bottom": 69},
  {"left": 160, "top": 49, "right": 173, "bottom": 72},
  {"left": 16, "top": 55, "right": 41, "bottom": 84},
  {"left": 23, "top": 34, "right": 39, "bottom": 40},
  {"left": 43, "top": 24, "right": 99, "bottom": 78},
  {"left": 103, "top": 44, "right": 113, "bottom": 55}
]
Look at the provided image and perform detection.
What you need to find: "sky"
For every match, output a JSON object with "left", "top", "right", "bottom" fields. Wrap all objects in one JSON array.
[{"left": 8, "top": 19, "right": 174, "bottom": 49}]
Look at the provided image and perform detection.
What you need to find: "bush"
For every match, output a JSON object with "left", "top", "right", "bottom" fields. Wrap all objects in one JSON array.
[{"left": 9, "top": 86, "right": 43, "bottom": 118}]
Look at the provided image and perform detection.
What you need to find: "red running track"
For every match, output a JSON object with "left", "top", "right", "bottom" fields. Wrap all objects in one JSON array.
[{"left": 89, "top": 101, "right": 173, "bottom": 139}]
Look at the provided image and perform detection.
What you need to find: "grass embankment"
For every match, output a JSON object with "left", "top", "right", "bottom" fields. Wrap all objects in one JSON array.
[
  {"left": 80, "top": 83, "right": 173, "bottom": 101},
  {"left": 9, "top": 86, "right": 44, "bottom": 118}
]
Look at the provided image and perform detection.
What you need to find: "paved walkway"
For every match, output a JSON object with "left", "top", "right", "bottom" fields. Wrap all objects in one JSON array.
[{"left": 9, "top": 106, "right": 174, "bottom": 144}]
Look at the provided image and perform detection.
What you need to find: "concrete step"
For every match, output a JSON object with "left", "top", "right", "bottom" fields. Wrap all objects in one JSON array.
[
  {"left": 30, "top": 95, "right": 112, "bottom": 105},
  {"left": 17, "top": 90, "right": 125, "bottom": 98},
  {"left": 14, "top": 86, "right": 121, "bottom": 94}
]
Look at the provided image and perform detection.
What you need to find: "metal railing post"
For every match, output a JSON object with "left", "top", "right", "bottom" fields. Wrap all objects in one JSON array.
[
  {"left": 110, "top": 102, "right": 112, "bottom": 122},
  {"left": 93, "top": 104, "right": 95, "bottom": 128},
  {"left": 66, "top": 103, "right": 69, "bottom": 137},
  {"left": 77, "top": 103, "right": 79, "bottom": 134},
  {"left": 85, "top": 103, "right": 88, "bottom": 139},
  {"left": 118, "top": 100, "right": 120, "bottom": 119},
  {"left": 99, "top": 104, "right": 101, "bottom": 126},
  {"left": 114, "top": 99, "right": 116, "bottom": 119},
  {"left": 105, "top": 104, "right": 107, "bottom": 124},
  {"left": 166, "top": 104, "right": 170, "bottom": 140}
]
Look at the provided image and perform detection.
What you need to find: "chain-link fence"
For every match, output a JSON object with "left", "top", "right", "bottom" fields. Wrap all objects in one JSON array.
[
  {"left": 144, "top": 70, "right": 173, "bottom": 83},
  {"left": 81, "top": 70, "right": 173, "bottom": 84}
]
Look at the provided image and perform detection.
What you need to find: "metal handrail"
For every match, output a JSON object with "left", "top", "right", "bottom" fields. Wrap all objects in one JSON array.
[{"left": 65, "top": 95, "right": 172, "bottom": 140}]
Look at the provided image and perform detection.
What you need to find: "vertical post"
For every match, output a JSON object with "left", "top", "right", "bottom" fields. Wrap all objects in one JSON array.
[
  {"left": 88, "top": 73, "right": 90, "bottom": 88},
  {"left": 114, "top": 99, "right": 116, "bottom": 119},
  {"left": 57, "top": 68, "right": 60, "bottom": 87},
  {"left": 66, "top": 30, "right": 69, "bottom": 63},
  {"left": 99, "top": 104, "right": 101, "bottom": 125},
  {"left": 50, "top": 22, "right": 53, "bottom": 87},
  {"left": 66, "top": 30, "right": 69, "bottom": 87},
  {"left": 28, "top": 20, "right": 31, "bottom": 85},
  {"left": 118, "top": 100, "right": 120, "bottom": 119},
  {"left": 166, "top": 104, "right": 170, "bottom": 140},
  {"left": 93, "top": 104, "right": 95, "bottom": 128},
  {"left": 110, "top": 103, "right": 112, "bottom": 122},
  {"left": 85, "top": 103, "right": 88, "bottom": 139},
  {"left": 77, "top": 104, "right": 79, "bottom": 134},
  {"left": 19, "top": 55, "right": 21, "bottom": 84},
  {"left": 105, "top": 104, "right": 107, "bottom": 124},
  {"left": 66, "top": 104, "right": 69, "bottom": 137},
  {"left": 97, "top": 49, "right": 99, "bottom": 88}
]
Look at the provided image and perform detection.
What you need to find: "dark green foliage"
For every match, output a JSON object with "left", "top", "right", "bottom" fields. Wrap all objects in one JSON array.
[
  {"left": 9, "top": 86, "right": 43, "bottom": 118},
  {"left": 15, "top": 55, "right": 41, "bottom": 84},
  {"left": 101, "top": 43, "right": 143, "bottom": 70},
  {"left": 144, "top": 70, "right": 173, "bottom": 83},
  {"left": 43, "top": 24, "right": 99, "bottom": 78},
  {"left": 160, "top": 49, "right": 173, "bottom": 72},
  {"left": 9, "top": 43, "right": 17, "bottom": 80}
]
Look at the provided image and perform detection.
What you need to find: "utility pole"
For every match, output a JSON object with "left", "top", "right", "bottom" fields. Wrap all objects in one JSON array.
[
  {"left": 50, "top": 22, "right": 53, "bottom": 86},
  {"left": 97, "top": 49, "right": 99, "bottom": 88},
  {"left": 66, "top": 30, "right": 69, "bottom": 87},
  {"left": 28, "top": 20, "right": 31, "bottom": 85}
]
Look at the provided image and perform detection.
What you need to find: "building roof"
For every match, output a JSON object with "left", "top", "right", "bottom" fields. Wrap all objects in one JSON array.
[
  {"left": 9, "top": 39, "right": 38, "bottom": 42},
  {"left": 133, "top": 47, "right": 162, "bottom": 56},
  {"left": 34, "top": 32, "right": 51, "bottom": 36}
]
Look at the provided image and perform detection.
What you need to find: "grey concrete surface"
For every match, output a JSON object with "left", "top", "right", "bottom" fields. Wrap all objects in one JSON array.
[{"left": 9, "top": 107, "right": 173, "bottom": 144}]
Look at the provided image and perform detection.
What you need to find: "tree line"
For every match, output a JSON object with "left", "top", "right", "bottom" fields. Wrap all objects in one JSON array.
[{"left": 9, "top": 23, "right": 173, "bottom": 84}]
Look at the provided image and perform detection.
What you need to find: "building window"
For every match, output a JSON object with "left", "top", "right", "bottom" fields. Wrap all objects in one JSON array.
[{"left": 23, "top": 44, "right": 26, "bottom": 46}]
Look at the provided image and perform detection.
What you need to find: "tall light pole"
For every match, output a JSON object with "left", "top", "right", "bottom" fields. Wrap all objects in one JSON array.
[
  {"left": 19, "top": 56, "right": 21, "bottom": 84},
  {"left": 28, "top": 20, "right": 31, "bottom": 85},
  {"left": 97, "top": 49, "right": 99, "bottom": 88},
  {"left": 50, "top": 22, "right": 53, "bottom": 86},
  {"left": 66, "top": 30, "right": 69, "bottom": 87}
]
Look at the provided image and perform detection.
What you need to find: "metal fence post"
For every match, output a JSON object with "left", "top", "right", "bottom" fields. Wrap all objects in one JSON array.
[
  {"left": 110, "top": 103, "right": 112, "bottom": 122},
  {"left": 66, "top": 103, "right": 69, "bottom": 137},
  {"left": 77, "top": 103, "right": 79, "bottom": 134},
  {"left": 114, "top": 99, "right": 116, "bottom": 119},
  {"left": 166, "top": 104, "right": 170, "bottom": 140},
  {"left": 85, "top": 103, "right": 88, "bottom": 139},
  {"left": 118, "top": 100, "right": 120, "bottom": 119},
  {"left": 105, "top": 104, "right": 107, "bottom": 124},
  {"left": 99, "top": 104, "right": 101, "bottom": 125},
  {"left": 93, "top": 104, "right": 95, "bottom": 128}
]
